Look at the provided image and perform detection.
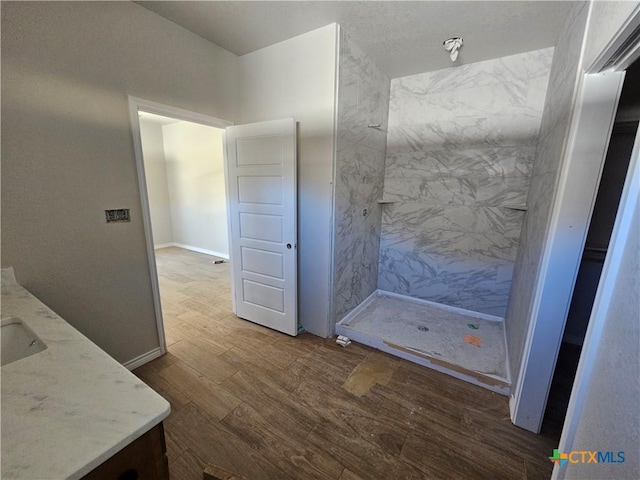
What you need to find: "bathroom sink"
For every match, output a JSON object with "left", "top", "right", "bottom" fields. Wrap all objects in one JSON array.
[{"left": 1, "top": 317, "right": 47, "bottom": 366}]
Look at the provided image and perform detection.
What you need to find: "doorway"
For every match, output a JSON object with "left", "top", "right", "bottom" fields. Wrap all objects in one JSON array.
[
  {"left": 138, "top": 111, "right": 229, "bottom": 259},
  {"left": 129, "top": 98, "right": 300, "bottom": 352},
  {"left": 137, "top": 110, "right": 234, "bottom": 350},
  {"left": 128, "top": 97, "right": 234, "bottom": 353},
  {"left": 542, "top": 58, "right": 640, "bottom": 436}
]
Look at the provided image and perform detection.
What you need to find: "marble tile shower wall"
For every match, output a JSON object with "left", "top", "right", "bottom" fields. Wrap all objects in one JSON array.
[
  {"left": 506, "top": 2, "right": 589, "bottom": 378},
  {"left": 378, "top": 49, "right": 554, "bottom": 317},
  {"left": 332, "top": 33, "right": 390, "bottom": 322}
]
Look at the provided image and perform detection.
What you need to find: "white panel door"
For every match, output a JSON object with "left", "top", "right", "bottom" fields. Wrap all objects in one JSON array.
[{"left": 225, "top": 118, "right": 297, "bottom": 336}]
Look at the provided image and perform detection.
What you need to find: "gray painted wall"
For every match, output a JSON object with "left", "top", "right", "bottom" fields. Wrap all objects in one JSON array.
[
  {"left": 140, "top": 119, "right": 174, "bottom": 246},
  {"left": 378, "top": 49, "right": 553, "bottom": 317},
  {"left": 1, "top": 2, "right": 239, "bottom": 363},
  {"left": 583, "top": 1, "right": 640, "bottom": 70},
  {"left": 505, "top": 2, "right": 589, "bottom": 385},
  {"left": 332, "top": 32, "right": 390, "bottom": 324},
  {"left": 162, "top": 122, "right": 228, "bottom": 256}
]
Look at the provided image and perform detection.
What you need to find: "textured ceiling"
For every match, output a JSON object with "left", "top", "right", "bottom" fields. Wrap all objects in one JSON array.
[{"left": 136, "top": 1, "right": 577, "bottom": 78}]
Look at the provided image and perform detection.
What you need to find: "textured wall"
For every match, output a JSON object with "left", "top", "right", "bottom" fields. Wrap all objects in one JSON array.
[
  {"left": 162, "top": 122, "right": 228, "bottom": 256},
  {"left": 140, "top": 119, "right": 174, "bottom": 246},
  {"left": 1, "top": 1, "right": 239, "bottom": 364},
  {"left": 583, "top": 0, "right": 640, "bottom": 70},
  {"left": 505, "top": 2, "right": 589, "bottom": 385},
  {"left": 332, "top": 32, "right": 390, "bottom": 323},
  {"left": 378, "top": 49, "right": 553, "bottom": 316}
]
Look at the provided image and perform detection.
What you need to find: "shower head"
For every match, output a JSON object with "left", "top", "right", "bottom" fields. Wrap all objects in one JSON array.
[{"left": 443, "top": 37, "right": 463, "bottom": 62}]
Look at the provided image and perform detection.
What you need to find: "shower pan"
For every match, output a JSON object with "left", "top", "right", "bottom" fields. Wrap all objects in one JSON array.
[{"left": 336, "top": 291, "right": 510, "bottom": 394}]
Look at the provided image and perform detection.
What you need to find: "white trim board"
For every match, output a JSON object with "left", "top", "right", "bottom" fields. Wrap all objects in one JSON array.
[
  {"left": 127, "top": 96, "right": 234, "bottom": 357},
  {"left": 123, "top": 347, "right": 163, "bottom": 371},
  {"left": 511, "top": 3, "right": 640, "bottom": 435},
  {"left": 587, "top": 3, "right": 640, "bottom": 73},
  {"left": 129, "top": 96, "right": 232, "bottom": 130},
  {"left": 154, "top": 242, "right": 229, "bottom": 260},
  {"left": 510, "top": 70, "right": 625, "bottom": 432},
  {"left": 222, "top": 131, "right": 237, "bottom": 316},
  {"left": 553, "top": 106, "right": 640, "bottom": 480},
  {"left": 327, "top": 24, "right": 342, "bottom": 338}
]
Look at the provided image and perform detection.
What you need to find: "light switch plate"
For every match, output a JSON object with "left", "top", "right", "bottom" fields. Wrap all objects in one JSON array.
[{"left": 105, "top": 209, "right": 131, "bottom": 223}]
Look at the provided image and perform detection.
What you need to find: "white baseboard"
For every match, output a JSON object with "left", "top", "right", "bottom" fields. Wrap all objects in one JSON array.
[
  {"left": 154, "top": 242, "right": 230, "bottom": 259},
  {"left": 123, "top": 347, "right": 163, "bottom": 371},
  {"left": 378, "top": 290, "right": 504, "bottom": 323},
  {"left": 173, "top": 243, "right": 230, "bottom": 259},
  {"left": 509, "top": 394, "right": 517, "bottom": 423}
]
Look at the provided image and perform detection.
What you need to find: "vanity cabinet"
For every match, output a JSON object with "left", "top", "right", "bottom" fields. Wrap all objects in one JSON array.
[
  {"left": 2, "top": 268, "right": 170, "bottom": 480},
  {"left": 82, "top": 423, "right": 169, "bottom": 480}
]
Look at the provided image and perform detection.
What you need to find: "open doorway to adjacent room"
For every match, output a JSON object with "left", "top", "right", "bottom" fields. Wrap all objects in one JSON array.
[{"left": 136, "top": 108, "right": 236, "bottom": 351}]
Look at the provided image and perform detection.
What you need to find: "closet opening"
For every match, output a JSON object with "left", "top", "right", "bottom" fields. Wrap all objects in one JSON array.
[{"left": 542, "top": 58, "right": 640, "bottom": 436}]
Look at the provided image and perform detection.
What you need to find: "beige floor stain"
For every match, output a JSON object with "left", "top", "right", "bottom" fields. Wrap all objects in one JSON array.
[{"left": 342, "top": 352, "right": 399, "bottom": 397}]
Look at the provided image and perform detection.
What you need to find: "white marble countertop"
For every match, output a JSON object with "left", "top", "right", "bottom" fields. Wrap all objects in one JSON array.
[{"left": 1, "top": 268, "right": 170, "bottom": 480}]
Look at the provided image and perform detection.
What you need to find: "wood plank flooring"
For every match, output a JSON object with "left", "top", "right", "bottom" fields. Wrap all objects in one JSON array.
[{"left": 134, "top": 247, "right": 559, "bottom": 480}]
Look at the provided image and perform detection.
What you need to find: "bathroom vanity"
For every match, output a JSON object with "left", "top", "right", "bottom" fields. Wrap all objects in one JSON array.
[{"left": 1, "top": 268, "right": 170, "bottom": 479}]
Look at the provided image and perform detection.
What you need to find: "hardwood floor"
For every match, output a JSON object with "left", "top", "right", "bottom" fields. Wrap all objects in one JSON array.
[{"left": 134, "top": 247, "right": 559, "bottom": 480}]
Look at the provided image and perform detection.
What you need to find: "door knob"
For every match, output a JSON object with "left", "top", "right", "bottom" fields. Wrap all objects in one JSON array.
[{"left": 286, "top": 243, "right": 292, "bottom": 249}]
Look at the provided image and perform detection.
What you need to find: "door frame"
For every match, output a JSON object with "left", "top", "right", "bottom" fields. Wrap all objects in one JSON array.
[
  {"left": 553, "top": 106, "right": 639, "bottom": 480},
  {"left": 127, "top": 96, "right": 233, "bottom": 355},
  {"left": 510, "top": 71, "right": 625, "bottom": 432},
  {"left": 510, "top": 5, "right": 640, "bottom": 432}
]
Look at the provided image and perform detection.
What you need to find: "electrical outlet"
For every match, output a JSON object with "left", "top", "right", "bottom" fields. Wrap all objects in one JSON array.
[{"left": 105, "top": 209, "right": 131, "bottom": 223}]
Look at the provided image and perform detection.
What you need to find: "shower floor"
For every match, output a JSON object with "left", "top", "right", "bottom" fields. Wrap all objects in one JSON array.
[{"left": 336, "top": 292, "right": 510, "bottom": 394}]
